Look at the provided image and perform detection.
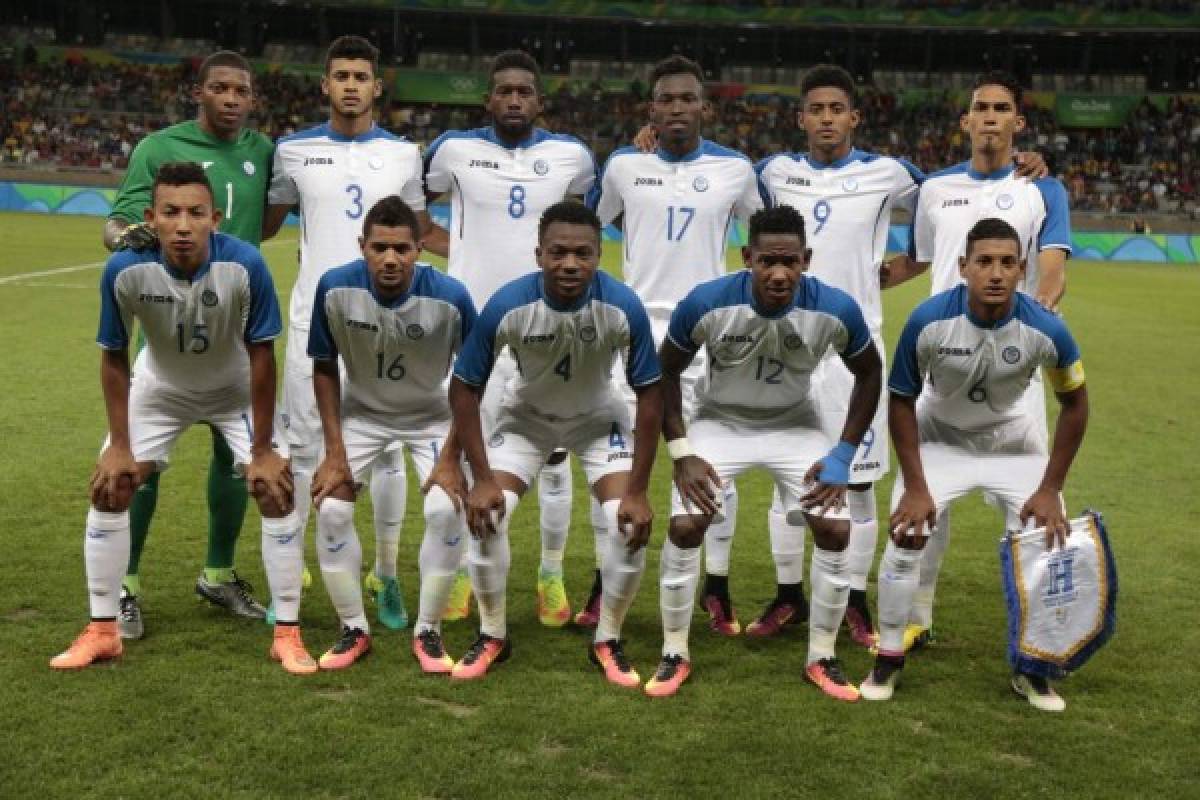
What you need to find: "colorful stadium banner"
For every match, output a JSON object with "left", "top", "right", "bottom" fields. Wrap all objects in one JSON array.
[
  {"left": 1055, "top": 94, "right": 1140, "bottom": 128},
  {"left": 2, "top": 181, "right": 1195, "bottom": 264}
]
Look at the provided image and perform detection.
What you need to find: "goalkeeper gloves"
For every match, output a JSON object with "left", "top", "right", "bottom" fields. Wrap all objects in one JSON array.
[{"left": 116, "top": 222, "right": 159, "bottom": 251}]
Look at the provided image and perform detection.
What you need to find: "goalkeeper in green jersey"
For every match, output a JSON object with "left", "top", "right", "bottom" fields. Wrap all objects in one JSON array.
[{"left": 103, "top": 51, "right": 276, "bottom": 639}]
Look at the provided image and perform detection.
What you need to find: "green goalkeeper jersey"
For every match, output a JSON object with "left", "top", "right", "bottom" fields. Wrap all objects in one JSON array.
[{"left": 110, "top": 120, "right": 274, "bottom": 245}]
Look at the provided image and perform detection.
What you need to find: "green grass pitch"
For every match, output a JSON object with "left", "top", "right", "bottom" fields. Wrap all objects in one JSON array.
[{"left": 0, "top": 212, "right": 1196, "bottom": 798}]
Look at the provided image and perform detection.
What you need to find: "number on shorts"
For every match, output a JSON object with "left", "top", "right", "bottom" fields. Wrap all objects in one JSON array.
[
  {"left": 608, "top": 422, "right": 626, "bottom": 449},
  {"left": 860, "top": 427, "right": 875, "bottom": 459},
  {"left": 376, "top": 352, "right": 406, "bottom": 380}
]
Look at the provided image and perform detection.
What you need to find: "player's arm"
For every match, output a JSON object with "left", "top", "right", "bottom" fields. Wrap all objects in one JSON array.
[
  {"left": 105, "top": 141, "right": 157, "bottom": 252},
  {"left": 91, "top": 347, "right": 140, "bottom": 509},
  {"left": 1035, "top": 247, "right": 1068, "bottom": 312},
  {"left": 1022, "top": 384, "right": 1088, "bottom": 548},
  {"left": 244, "top": 341, "right": 293, "bottom": 514},
  {"left": 448, "top": 375, "right": 504, "bottom": 537},
  {"left": 881, "top": 256, "right": 928, "bottom": 289},
  {"left": 310, "top": 357, "right": 354, "bottom": 506},
  {"left": 418, "top": 210, "right": 450, "bottom": 258},
  {"left": 660, "top": 338, "right": 721, "bottom": 517},
  {"left": 261, "top": 203, "right": 293, "bottom": 242},
  {"left": 888, "top": 392, "right": 936, "bottom": 546},
  {"left": 1013, "top": 150, "right": 1049, "bottom": 180}
]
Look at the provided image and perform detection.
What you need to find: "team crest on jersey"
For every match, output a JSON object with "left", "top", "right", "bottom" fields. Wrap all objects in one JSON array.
[
  {"left": 488, "top": 432, "right": 505, "bottom": 448},
  {"left": 784, "top": 333, "right": 803, "bottom": 350},
  {"left": 579, "top": 325, "right": 597, "bottom": 343},
  {"left": 842, "top": 177, "right": 858, "bottom": 192},
  {"left": 243, "top": 161, "right": 256, "bottom": 176},
  {"left": 693, "top": 176, "right": 709, "bottom": 192},
  {"left": 533, "top": 159, "right": 550, "bottom": 176},
  {"left": 1002, "top": 345, "right": 1022, "bottom": 364},
  {"left": 201, "top": 289, "right": 219, "bottom": 307},
  {"left": 996, "top": 193, "right": 1015, "bottom": 210},
  {"left": 406, "top": 323, "right": 425, "bottom": 340},
  {"left": 369, "top": 155, "right": 384, "bottom": 171}
]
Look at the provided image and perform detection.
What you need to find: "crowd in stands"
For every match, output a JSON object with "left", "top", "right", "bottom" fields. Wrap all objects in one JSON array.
[{"left": 2, "top": 53, "right": 1196, "bottom": 217}]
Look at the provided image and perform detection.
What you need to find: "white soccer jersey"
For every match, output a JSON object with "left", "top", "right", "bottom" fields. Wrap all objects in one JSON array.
[
  {"left": 269, "top": 123, "right": 425, "bottom": 332},
  {"left": 914, "top": 162, "right": 1071, "bottom": 297},
  {"left": 588, "top": 140, "right": 761, "bottom": 313},
  {"left": 667, "top": 270, "right": 872, "bottom": 428},
  {"left": 97, "top": 233, "right": 282, "bottom": 396},
  {"left": 889, "top": 285, "right": 1085, "bottom": 440},
  {"left": 756, "top": 148, "right": 923, "bottom": 336},
  {"left": 424, "top": 126, "right": 596, "bottom": 310},
  {"left": 454, "top": 271, "right": 661, "bottom": 420},
  {"left": 308, "top": 261, "right": 476, "bottom": 428}
]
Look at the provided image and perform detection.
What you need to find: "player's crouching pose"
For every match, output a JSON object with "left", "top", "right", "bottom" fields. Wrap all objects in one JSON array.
[
  {"left": 444, "top": 202, "right": 663, "bottom": 687},
  {"left": 307, "top": 197, "right": 476, "bottom": 673},
  {"left": 861, "top": 218, "right": 1088, "bottom": 711},
  {"left": 51, "top": 162, "right": 306, "bottom": 673},
  {"left": 648, "top": 205, "right": 882, "bottom": 700}
]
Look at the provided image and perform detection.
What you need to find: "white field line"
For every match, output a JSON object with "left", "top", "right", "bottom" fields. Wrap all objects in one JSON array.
[{"left": 0, "top": 237, "right": 297, "bottom": 287}]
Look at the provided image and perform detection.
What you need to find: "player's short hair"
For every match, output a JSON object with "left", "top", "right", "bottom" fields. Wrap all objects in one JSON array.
[
  {"left": 747, "top": 205, "right": 807, "bottom": 247},
  {"left": 649, "top": 55, "right": 705, "bottom": 94},
  {"left": 362, "top": 196, "right": 420, "bottom": 240},
  {"left": 538, "top": 201, "right": 602, "bottom": 243},
  {"left": 800, "top": 64, "right": 858, "bottom": 107},
  {"left": 325, "top": 35, "right": 380, "bottom": 73},
  {"left": 152, "top": 161, "right": 214, "bottom": 204},
  {"left": 490, "top": 50, "right": 541, "bottom": 89},
  {"left": 197, "top": 51, "right": 253, "bottom": 86},
  {"left": 965, "top": 217, "right": 1022, "bottom": 257},
  {"left": 972, "top": 69, "right": 1024, "bottom": 109}
]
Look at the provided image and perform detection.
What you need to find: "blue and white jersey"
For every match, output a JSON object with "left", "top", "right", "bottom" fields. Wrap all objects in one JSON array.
[
  {"left": 454, "top": 271, "right": 660, "bottom": 420},
  {"left": 308, "top": 261, "right": 476, "bottom": 427},
  {"left": 588, "top": 140, "right": 761, "bottom": 313},
  {"left": 97, "top": 232, "right": 281, "bottom": 397},
  {"left": 424, "top": 126, "right": 596, "bottom": 310},
  {"left": 889, "top": 285, "right": 1086, "bottom": 435},
  {"left": 914, "top": 162, "right": 1071, "bottom": 297},
  {"left": 269, "top": 123, "right": 425, "bottom": 331},
  {"left": 756, "top": 148, "right": 923, "bottom": 337},
  {"left": 667, "top": 271, "right": 872, "bottom": 428}
]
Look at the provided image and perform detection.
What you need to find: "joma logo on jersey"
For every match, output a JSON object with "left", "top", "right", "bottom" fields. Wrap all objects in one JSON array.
[
  {"left": 139, "top": 293, "right": 175, "bottom": 304},
  {"left": 634, "top": 177, "right": 663, "bottom": 186},
  {"left": 304, "top": 157, "right": 334, "bottom": 166},
  {"left": 942, "top": 198, "right": 970, "bottom": 208},
  {"left": 937, "top": 346, "right": 972, "bottom": 356},
  {"left": 522, "top": 333, "right": 556, "bottom": 343},
  {"left": 720, "top": 333, "right": 756, "bottom": 343},
  {"left": 469, "top": 159, "right": 500, "bottom": 169},
  {"left": 786, "top": 177, "right": 811, "bottom": 187},
  {"left": 346, "top": 319, "right": 380, "bottom": 332}
]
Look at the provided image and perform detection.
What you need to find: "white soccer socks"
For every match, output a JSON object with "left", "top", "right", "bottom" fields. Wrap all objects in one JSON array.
[
  {"left": 262, "top": 510, "right": 304, "bottom": 623},
  {"left": 289, "top": 452, "right": 318, "bottom": 541},
  {"left": 703, "top": 482, "right": 739, "bottom": 577},
  {"left": 589, "top": 494, "right": 609, "bottom": 571},
  {"left": 466, "top": 490, "right": 517, "bottom": 639},
  {"left": 537, "top": 457, "right": 572, "bottom": 576},
  {"left": 659, "top": 538, "right": 701, "bottom": 659},
  {"left": 846, "top": 488, "right": 879, "bottom": 593},
  {"left": 316, "top": 497, "right": 368, "bottom": 633},
  {"left": 807, "top": 545, "right": 850, "bottom": 664},
  {"left": 595, "top": 499, "right": 646, "bottom": 644},
  {"left": 370, "top": 451, "right": 406, "bottom": 580},
  {"left": 877, "top": 542, "right": 922, "bottom": 655},
  {"left": 415, "top": 486, "right": 467, "bottom": 636},
  {"left": 85, "top": 508, "right": 131, "bottom": 619},
  {"left": 768, "top": 492, "right": 806, "bottom": 585},
  {"left": 911, "top": 511, "right": 950, "bottom": 629}
]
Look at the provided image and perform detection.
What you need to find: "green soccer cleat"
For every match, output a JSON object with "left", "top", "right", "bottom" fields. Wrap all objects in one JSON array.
[
  {"left": 536, "top": 569, "right": 571, "bottom": 627},
  {"left": 366, "top": 573, "right": 409, "bottom": 630},
  {"left": 442, "top": 569, "right": 472, "bottom": 622}
]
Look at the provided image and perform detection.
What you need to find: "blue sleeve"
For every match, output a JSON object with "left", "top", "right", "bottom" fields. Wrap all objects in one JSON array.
[
  {"left": 753, "top": 157, "right": 774, "bottom": 208},
  {"left": 820, "top": 285, "right": 871, "bottom": 358},
  {"left": 888, "top": 312, "right": 926, "bottom": 397},
  {"left": 244, "top": 252, "right": 282, "bottom": 343},
  {"left": 452, "top": 296, "right": 502, "bottom": 387},
  {"left": 898, "top": 158, "right": 926, "bottom": 186},
  {"left": 454, "top": 281, "right": 478, "bottom": 344},
  {"left": 96, "top": 258, "right": 130, "bottom": 350},
  {"left": 1026, "top": 302, "right": 1081, "bottom": 368},
  {"left": 584, "top": 178, "right": 602, "bottom": 212},
  {"left": 1035, "top": 178, "right": 1072, "bottom": 252},
  {"left": 665, "top": 289, "right": 706, "bottom": 355},
  {"left": 622, "top": 293, "right": 662, "bottom": 387},
  {"left": 307, "top": 278, "right": 337, "bottom": 360}
]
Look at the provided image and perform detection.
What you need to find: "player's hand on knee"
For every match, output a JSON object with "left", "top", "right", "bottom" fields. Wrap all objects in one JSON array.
[
  {"left": 90, "top": 445, "right": 141, "bottom": 511},
  {"left": 673, "top": 456, "right": 722, "bottom": 517},
  {"left": 116, "top": 221, "right": 159, "bottom": 251},
  {"left": 422, "top": 459, "right": 468, "bottom": 513},
  {"left": 800, "top": 479, "right": 847, "bottom": 517},
  {"left": 466, "top": 479, "right": 505, "bottom": 538},
  {"left": 633, "top": 124, "right": 658, "bottom": 153},
  {"left": 311, "top": 454, "right": 353, "bottom": 508},
  {"left": 247, "top": 450, "right": 294, "bottom": 515},
  {"left": 1020, "top": 487, "right": 1069, "bottom": 549},
  {"left": 617, "top": 492, "right": 654, "bottom": 553},
  {"left": 889, "top": 489, "right": 936, "bottom": 547}
]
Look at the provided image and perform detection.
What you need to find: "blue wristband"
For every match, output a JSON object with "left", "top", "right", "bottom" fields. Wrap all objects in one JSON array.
[{"left": 817, "top": 440, "right": 858, "bottom": 486}]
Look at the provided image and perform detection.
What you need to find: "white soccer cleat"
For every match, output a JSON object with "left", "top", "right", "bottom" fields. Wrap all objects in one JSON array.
[{"left": 1011, "top": 673, "right": 1066, "bottom": 712}]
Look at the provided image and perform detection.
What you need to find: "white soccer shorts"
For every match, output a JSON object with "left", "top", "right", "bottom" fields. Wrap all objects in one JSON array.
[
  {"left": 342, "top": 414, "right": 451, "bottom": 486},
  {"left": 815, "top": 332, "right": 889, "bottom": 483},
  {"left": 280, "top": 325, "right": 323, "bottom": 458}
]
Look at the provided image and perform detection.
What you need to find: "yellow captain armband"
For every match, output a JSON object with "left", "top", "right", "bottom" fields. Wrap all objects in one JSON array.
[{"left": 1046, "top": 359, "right": 1086, "bottom": 392}]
